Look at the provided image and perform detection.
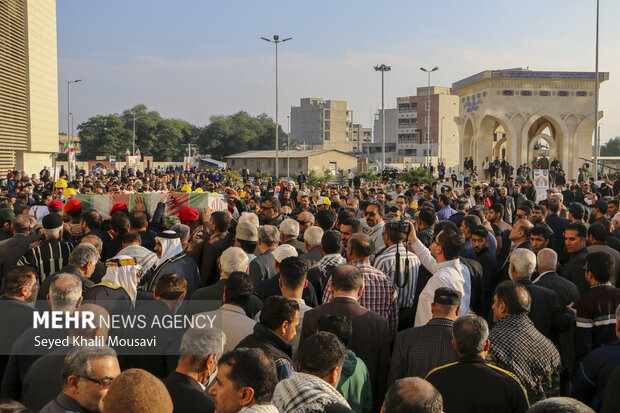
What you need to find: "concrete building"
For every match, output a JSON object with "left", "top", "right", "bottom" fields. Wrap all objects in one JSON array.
[
  {"left": 226, "top": 149, "right": 358, "bottom": 177},
  {"left": 372, "top": 108, "right": 398, "bottom": 145},
  {"left": 290, "top": 98, "right": 354, "bottom": 151},
  {"left": 453, "top": 68, "right": 609, "bottom": 180},
  {"left": 0, "top": 0, "right": 58, "bottom": 174},
  {"left": 396, "top": 87, "right": 459, "bottom": 170},
  {"left": 351, "top": 123, "right": 372, "bottom": 153}
]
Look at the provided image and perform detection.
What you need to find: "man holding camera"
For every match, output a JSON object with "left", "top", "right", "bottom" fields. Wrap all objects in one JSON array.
[{"left": 375, "top": 221, "right": 421, "bottom": 331}]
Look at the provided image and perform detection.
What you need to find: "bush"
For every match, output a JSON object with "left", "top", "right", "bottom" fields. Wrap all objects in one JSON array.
[
  {"left": 358, "top": 170, "right": 380, "bottom": 182},
  {"left": 399, "top": 167, "right": 435, "bottom": 185},
  {"left": 223, "top": 170, "right": 242, "bottom": 184}
]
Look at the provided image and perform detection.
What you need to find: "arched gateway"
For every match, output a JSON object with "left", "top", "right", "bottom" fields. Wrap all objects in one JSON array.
[{"left": 453, "top": 69, "right": 609, "bottom": 180}]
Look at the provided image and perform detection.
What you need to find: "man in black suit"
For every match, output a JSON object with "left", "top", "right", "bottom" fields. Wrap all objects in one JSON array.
[
  {"left": 560, "top": 223, "right": 589, "bottom": 296},
  {"left": 249, "top": 225, "right": 279, "bottom": 286},
  {"left": 545, "top": 199, "right": 570, "bottom": 255},
  {"left": 0, "top": 267, "right": 37, "bottom": 379},
  {"left": 534, "top": 248, "right": 580, "bottom": 396},
  {"left": 200, "top": 211, "right": 234, "bottom": 286},
  {"left": 508, "top": 248, "right": 573, "bottom": 339},
  {"left": 498, "top": 219, "right": 533, "bottom": 282},
  {"left": 300, "top": 265, "right": 390, "bottom": 412},
  {"left": 163, "top": 327, "right": 224, "bottom": 413},
  {"left": 0, "top": 214, "right": 40, "bottom": 282}
]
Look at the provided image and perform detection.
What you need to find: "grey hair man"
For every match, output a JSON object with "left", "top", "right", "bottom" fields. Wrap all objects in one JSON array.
[
  {"left": 40, "top": 346, "right": 120, "bottom": 413},
  {"left": 162, "top": 327, "right": 226, "bottom": 413},
  {"left": 279, "top": 219, "right": 305, "bottom": 255},
  {"left": 426, "top": 313, "right": 529, "bottom": 412},
  {"left": 382, "top": 377, "right": 443, "bottom": 413},
  {"left": 510, "top": 248, "right": 574, "bottom": 340},
  {"left": 22, "top": 305, "right": 112, "bottom": 411},
  {"left": 249, "top": 225, "right": 280, "bottom": 286},
  {"left": 48, "top": 273, "right": 84, "bottom": 312},
  {"left": 300, "top": 226, "right": 324, "bottom": 265}
]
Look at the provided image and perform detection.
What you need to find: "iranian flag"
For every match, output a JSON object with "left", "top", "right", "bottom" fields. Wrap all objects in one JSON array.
[
  {"left": 76, "top": 193, "right": 227, "bottom": 219},
  {"left": 125, "top": 149, "right": 131, "bottom": 157},
  {"left": 63, "top": 142, "right": 74, "bottom": 155},
  {"left": 135, "top": 148, "right": 141, "bottom": 160}
]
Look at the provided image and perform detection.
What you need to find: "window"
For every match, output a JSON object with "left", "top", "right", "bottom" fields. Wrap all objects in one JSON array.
[
  {"left": 324, "top": 110, "right": 330, "bottom": 119},
  {"left": 425, "top": 133, "right": 430, "bottom": 142},
  {"left": 325, "top": 132, "right": 330, "bottom": 140},
  {"left": 298, "top": 160, "right": 302, "bottom": 168},
  {"left": 325, "top": 121, "right": 330, "bottom": 130}
]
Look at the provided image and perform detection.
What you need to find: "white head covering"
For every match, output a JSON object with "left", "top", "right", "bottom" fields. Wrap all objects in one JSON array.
[
  {"left": 156, "top": 230, "right": 183, "bottom": 266},
  {"left": 103, "top": 255, "right": 142, "bottom": 303}
]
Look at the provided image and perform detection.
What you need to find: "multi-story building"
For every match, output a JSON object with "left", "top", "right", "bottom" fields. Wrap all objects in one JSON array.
[
  {"left": 351, "top": 123, "right": 372, "bottom": 153},
  {"left": 396, "top": 87, "right": 459, "bottom": 170},
  {"left": 0, "top": 0, "right": 58, "bottom": 174},
  {"left": 290, "top": 98, "right": 354, "bottom": 152}
]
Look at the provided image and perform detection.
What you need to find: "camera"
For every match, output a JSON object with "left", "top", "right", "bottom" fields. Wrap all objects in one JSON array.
[{"left": 387, "top": 219, "right": 410, "bottom": 235}]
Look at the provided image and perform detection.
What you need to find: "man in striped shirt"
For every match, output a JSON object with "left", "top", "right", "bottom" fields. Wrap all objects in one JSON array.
[
  {"left": 323, "top": 233, "right": 399, "bottom": 337},
  {"left": 374, "top": 221, "right": 420, "bottom": 330},
  {"left": 17, "top": 214, "right": 74, "bottom": 283}
]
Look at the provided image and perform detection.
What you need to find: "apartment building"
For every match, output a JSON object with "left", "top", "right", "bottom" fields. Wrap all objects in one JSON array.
[
  {"left": 290, "top": 98, "right": 354, "bottom": 152},
  {"left": 397, "top": 86, "right": 459, "bottom": 169}
]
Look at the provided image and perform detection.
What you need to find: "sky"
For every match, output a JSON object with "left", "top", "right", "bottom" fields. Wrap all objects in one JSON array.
[{"left": 57, "top": 0, "right": 620, "bottom": 144}]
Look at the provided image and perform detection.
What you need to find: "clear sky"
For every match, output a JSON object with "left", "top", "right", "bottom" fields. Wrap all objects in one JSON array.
[{"left": 57, "top": 0, "right": 620, "bottom": 144}]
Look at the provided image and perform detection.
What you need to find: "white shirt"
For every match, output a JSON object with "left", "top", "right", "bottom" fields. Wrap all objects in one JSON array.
[{"left": 412, "top": 240, "right": 471, "bottom": 327}]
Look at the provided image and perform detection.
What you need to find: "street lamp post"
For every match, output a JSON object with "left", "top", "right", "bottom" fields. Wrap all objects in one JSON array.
[
  {"left": 593, "top": 0, "right": 600, "bottom": 179},
  {"left": 374, "top": 64, "right": 391, "bottom": 170},
  {"left": 67, "top": 79, "right": 82, "bottom": 180},
  {"left": 420, "top": 67, "right": 438, "bottom": 168},
  {"left": 261, "top": 35, "right": 292, "bottom": 179},
  {"left": 440, "top": 116, "right": 445, "bottom": 165},
  {"left": 132, "top": 110, "right": 136, "bottom": 155}
]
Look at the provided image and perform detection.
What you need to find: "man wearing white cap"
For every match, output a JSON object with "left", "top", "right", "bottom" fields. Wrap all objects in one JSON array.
[
  {"left": 255, "top": 244, "right": 318, "bottom": 307},
  {"left": 143, "top": 230, "right": 200, "bottom": 298}
]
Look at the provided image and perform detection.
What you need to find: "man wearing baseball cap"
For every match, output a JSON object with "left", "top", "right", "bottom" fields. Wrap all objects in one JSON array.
[
  {"left": 389, "top": 288, "right": 461, "bottom": 384},
  {"left": 314, "top": 196, "right": 332, "bottom": 211}
]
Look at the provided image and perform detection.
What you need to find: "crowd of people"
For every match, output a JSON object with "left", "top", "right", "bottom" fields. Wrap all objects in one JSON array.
[{"left": 0, "top": 163, "right": 619, "bottom": 413}]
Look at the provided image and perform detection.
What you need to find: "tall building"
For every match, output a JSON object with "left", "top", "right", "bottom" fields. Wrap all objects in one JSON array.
[
  {"left": 351, "top": 123, "right": 372, "bottom": 153},
  {"left": 290, "top": 98, "right": 354, "bottom": 151},
  {"left": 372, "top": 108, "right": 398, "bottom": 144},
  {"left": 0, "top": 0, "right": 58, "bottom": 174},
  {"left": 397, "top": 87, "right": 459, "bottom": 169}
]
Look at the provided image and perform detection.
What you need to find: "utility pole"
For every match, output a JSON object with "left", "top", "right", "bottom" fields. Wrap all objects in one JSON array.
[{"left": 374, "top": 64, "right": 391, "bottom": 170}]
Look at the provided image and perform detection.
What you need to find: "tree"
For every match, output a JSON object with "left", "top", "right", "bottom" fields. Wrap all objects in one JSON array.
[
  {"left": 78, "top": 105, "right": 197, "bottom": 161},
  {"left": 196, "top": 111, "right": 288, "bottom": 160},
  {"left": 600, "top": 136, "right": 620, "bottom": 156}
]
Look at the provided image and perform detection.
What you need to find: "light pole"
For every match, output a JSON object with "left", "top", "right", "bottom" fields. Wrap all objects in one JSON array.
[
  {"left": 67, "top": 79, "right": 82, "bottom": 180},
  {"left": 261, "top": 35, "right": 292, "bottom": 178},
  {"left": 287, "top": 114, "right": 291, "bottom": 178},
  {"left": 593, "top": 0, "right": 600, "bottom": 179},
  {"left": 374, "top": 64, "right": 391, "bottom": 170},
  {"left": 420, "top": 67, "right": 438, "bottom": 167},
  {"left": 440, "top": 116, "right": 445, "bottom": 165},
  {"left": 131, "top": 109, "right": 138, "bottom": 155}
]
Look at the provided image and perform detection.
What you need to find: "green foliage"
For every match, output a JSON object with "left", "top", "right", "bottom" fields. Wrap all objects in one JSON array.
[
  {"left": 399, "top": 167, "right": 435, "bottom": 184},
  {"left": 358, "top": 170, "right": 380, "bottom": 182},
  {"left": 223, "top": 170, "right": 242, "bottom": 184},
  {"left": 78, "top": 104, "right": 197, "bottom": 161},
  {"left": 600, "top": 137, "right": 620, "bottom": 156},
  {"left": 196, "top": 111, "right": 288, "bottom": 160},
  {"left": 306, "top": 170, "right": 327, "bottom": 187}
]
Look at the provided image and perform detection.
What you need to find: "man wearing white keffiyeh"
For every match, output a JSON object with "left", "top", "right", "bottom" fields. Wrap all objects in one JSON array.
[{"left": 272, "top": 332, "right": 353, "bottom": 413}]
